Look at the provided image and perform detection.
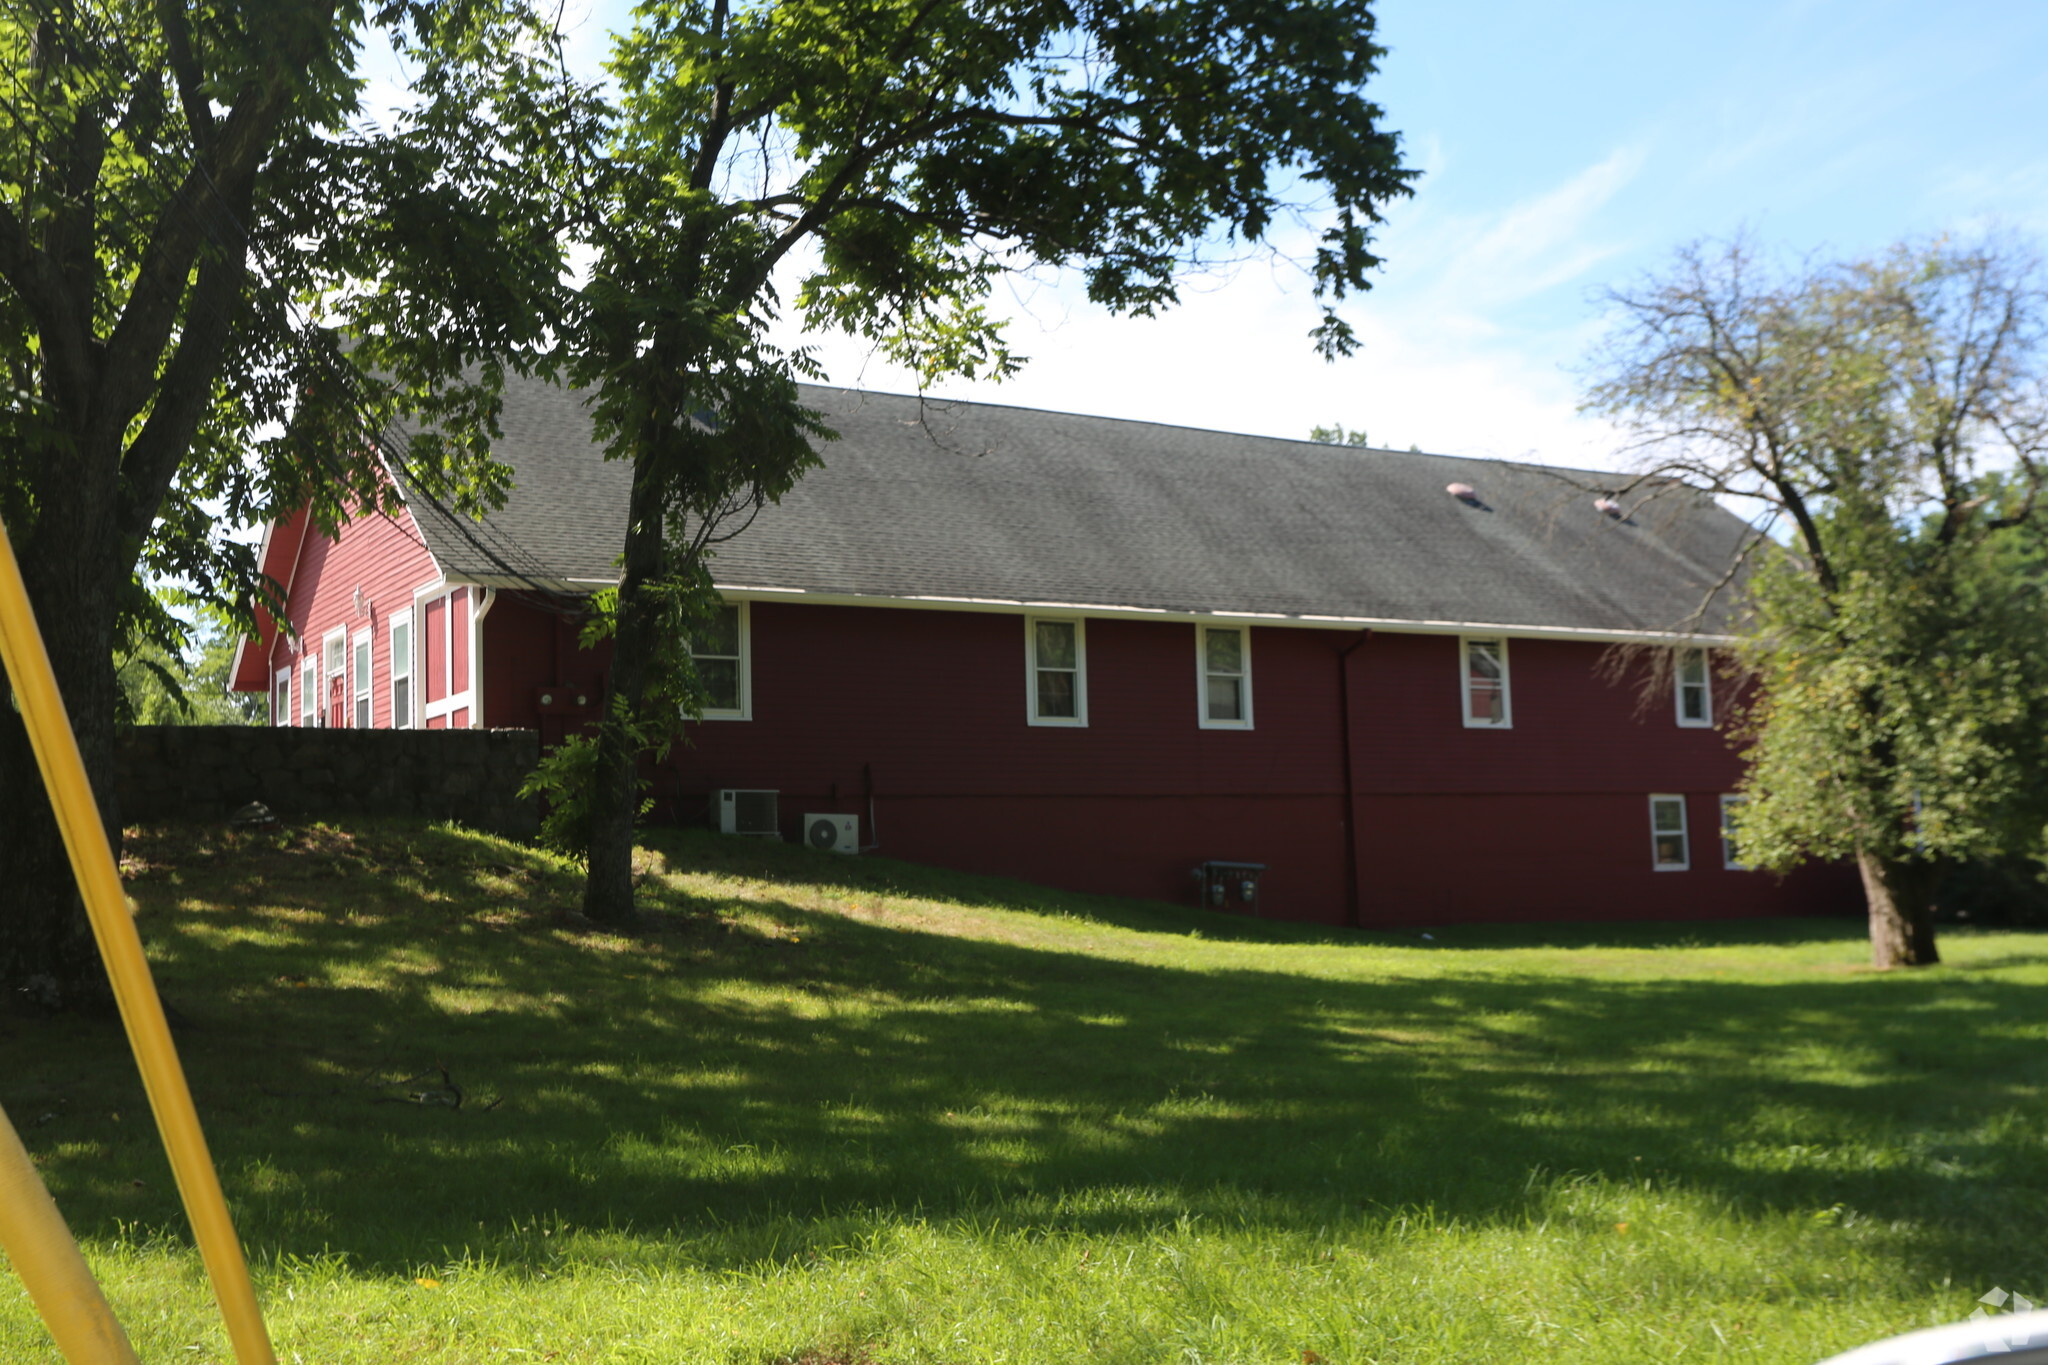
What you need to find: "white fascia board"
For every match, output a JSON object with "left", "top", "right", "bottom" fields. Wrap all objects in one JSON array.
[
  {"left": 395, "top": 501, "right": 445, "bottom": 584},
  {"left": 703, "top": 582, "right": 1739, "bottom": 647},
  {"left": 458, "top": 572, "right": 1734, "bottom": 645},
  {"left": 272, "top": 515, "right": 312, "bottom": 648},
  {"left": 228, "top": 517, "right": 287, "bottom": 689},
  {"left": 367, "top": 449, "right": 449, "bottom": 583}
]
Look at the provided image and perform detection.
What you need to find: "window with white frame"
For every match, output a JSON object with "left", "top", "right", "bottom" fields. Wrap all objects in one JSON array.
[
  {"left": 300, "top": 657, "right": 317, "bottom": 726},
  {"left": 273, "top": 667, "right": 291, "bottom": 728},
  {"left": 1719, "top": 794, "right": 1748, "bottom": 870},
  {"left": 1461, "top": 637, "right": 1511, "bottom": 727},
  {"left": 353, "top": 630, "right": 373, "bottom": 728},
  {"left": 685, "top": 602, "right": 750, "bottom": 719},
  {"left": 415, "top": 586, "right": 479, "bottom": 727},
  {"left": 1649, "top": 794, "right": 1690, "bottom": 871},
  {"left": 389, "top": 610, "right": 414, "bottom": 729},
  {"left": 1675, "top": 647, "right": 1713, "bottom": 728},
  {"left": 322, "top": 629, "right": 346, "bottom": 728},
  {"left": 1027, "top": 617, "right": 1086, "bottom": 725},
  {"left": 1198, "top": 625, "right": 1252, "bottom": 728}
]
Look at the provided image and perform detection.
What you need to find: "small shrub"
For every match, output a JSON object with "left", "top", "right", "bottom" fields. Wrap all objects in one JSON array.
[{"left": 517, "top": 734, "right": 651, "bottom": 864}]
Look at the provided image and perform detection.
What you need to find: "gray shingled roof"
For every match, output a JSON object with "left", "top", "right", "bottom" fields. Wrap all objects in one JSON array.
[{"left": 405, "top": 377, "right": 1754, "bottom": 639}]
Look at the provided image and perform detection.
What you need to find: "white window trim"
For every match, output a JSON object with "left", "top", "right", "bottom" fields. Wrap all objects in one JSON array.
[
  {"left": 1675, "top": 647, "right": 1714, "bottom": 729},
  {"left": 1649, "top": 793, "right": 1691, "bottom": 872},
  {"left": 1026, "top": 615, "right": 1088, "bottom": 727},
  {"left": 352, "top": 628, "right": 374, "bottom": 729},
  {"left": 300, "top": 657, "right": 318, "bottom": 727},
  {"left": 470, "top": 588, "right": 488, "bottom": 729},
  {"left": 273, "top": 666, "right": 291, "bottom": 728},
  {"left": 1719, "top": 794, "right": 1748, "bottom": 871},
  {"left": 321, "top": 626, "right": 347, "bottom": 728},
  {"left": 1196, "top": 623, "right": 1254, "bottom": 730},
  {"left": 415, "top": 583, "right": 476, "bottom": 728},
  {"left": 689, "top": 600, "right": 752, "bottom": 721},
  {"left": 388, "top": 607, "right": 415, "bottom": 730},
  {"left": 1460, "top": 636, "right": 1512, "bottom": 729}
]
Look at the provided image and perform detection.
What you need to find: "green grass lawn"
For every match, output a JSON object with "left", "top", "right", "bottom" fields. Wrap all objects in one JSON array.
[{"left": 3, "top": 820, "right": 2046, "bottom": 1364}]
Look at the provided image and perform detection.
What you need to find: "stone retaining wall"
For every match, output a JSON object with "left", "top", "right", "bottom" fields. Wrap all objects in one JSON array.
[{"left": 116, "top": 726, "right": 541, "bottom": 837}]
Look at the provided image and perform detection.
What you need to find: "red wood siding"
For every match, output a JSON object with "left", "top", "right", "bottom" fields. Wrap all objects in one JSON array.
[
  {"left": 480, "top": 596, "right": 1858, "bottom": 927},
  {"left": 264, "top": 501, "right": 445, "bottom": 729}
]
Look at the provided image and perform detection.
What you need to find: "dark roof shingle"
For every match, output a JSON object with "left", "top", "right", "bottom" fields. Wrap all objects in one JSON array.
[{"left": 409, "top": 378, "right": 1751, "bottom": 638}]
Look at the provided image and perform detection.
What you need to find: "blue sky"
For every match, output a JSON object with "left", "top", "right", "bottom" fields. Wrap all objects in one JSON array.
[
  {"left": 782, "top": 0, "right": 2048, "bottom": 469},
  {"left": 378, "top": 0, "right": 2048, "bottom": 471}
]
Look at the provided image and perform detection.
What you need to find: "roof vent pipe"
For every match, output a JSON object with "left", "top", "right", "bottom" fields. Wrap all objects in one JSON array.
[
  {"left": 1446, "top": 482, "right": 1479, "bottom": 504},
  {"left": 1594, "top": 497, "right": 1623, "bottom": 518}
]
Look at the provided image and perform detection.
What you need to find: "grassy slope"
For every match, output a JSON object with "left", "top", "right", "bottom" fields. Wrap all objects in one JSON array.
[{"left": 2, "top": 820, "right": 2046, "bottom": 1364}]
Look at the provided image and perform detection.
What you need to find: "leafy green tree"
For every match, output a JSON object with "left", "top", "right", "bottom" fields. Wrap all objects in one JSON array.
[
  {"left": 437, "top": 0, "right": 1419, "bottom": 922},
  {"left": 1583, "top": 237, "right": 2048, "bottom": 968},
  {"left": 1310, "top": 423, "right": 1372, "bottom": 446},
  {"left": 0, "top": 0, "right": 558, "bottom": 1003},
  {"left": 117, "top": 601, "right": 268, "bottom": 726}
]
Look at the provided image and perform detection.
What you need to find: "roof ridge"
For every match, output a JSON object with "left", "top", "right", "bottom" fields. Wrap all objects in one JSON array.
[{"left": 793, "top": 381, "right": 1646, "bottom": 485}]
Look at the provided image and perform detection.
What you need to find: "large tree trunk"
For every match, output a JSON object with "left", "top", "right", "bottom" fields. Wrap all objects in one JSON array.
[
  {"left": 0, "top": 499, "right": 123, "bottom": 1011},
  {"left": 580, "top": 465, "right": 667, "bottom": 926},
  {"left": 0, "top": 714, "right": 109, "bottom": 1012},
  {"left": 1857, "top": 844, "right": 1940, "bottom": 969}
]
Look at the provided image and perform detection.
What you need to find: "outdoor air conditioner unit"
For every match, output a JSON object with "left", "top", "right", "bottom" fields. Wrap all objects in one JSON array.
[
  {"left": 802, "top": 813, "right": 860, "bottom": 854},
  {"left": 712, "top": 789, "right": 779, "bottom": 838}
]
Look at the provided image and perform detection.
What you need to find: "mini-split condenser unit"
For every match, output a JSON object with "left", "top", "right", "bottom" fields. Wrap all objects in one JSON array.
[
  {"left": 802, "top": 813, "right": 860, "bottom": 854},
  {"left": 712, "top": 789, "right": 779, "bottom": 837}
]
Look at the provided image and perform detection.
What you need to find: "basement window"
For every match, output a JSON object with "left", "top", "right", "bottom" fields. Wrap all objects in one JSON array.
[
  {"left": 1028, "top": 616, "right": 1087, "bottom": 726},
  {"left": 1198, "top": 625, "right": 1253, "bottom": 729},
  {"left": 1461, "top": 637, "right": 1511, "bottom": 728},
  {"left": 687, "top": 601, "right": 750, "bottom": 720},
  {"left": 1650, "top": 794, "right": 1690, "bottom": 871},
  {"left": 1675, "top": 648, "right": 1713, "bottom": 727}
]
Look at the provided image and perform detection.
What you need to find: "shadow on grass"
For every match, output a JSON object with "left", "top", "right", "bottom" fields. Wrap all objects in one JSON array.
[
  {"left": 8, "top": 820, "right": 2047, "bottom": 1298},
  {"left": 648, "top": 826, "right": 1877, "bottom": 953}
]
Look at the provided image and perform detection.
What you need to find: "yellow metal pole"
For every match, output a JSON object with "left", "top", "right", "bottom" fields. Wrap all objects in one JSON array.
[
  {"left": 0, "top": 1101, "right": 140, "bottom": 1365},
  {"left": 0, "top": 517, "right": 277, "bottom": 1365}
]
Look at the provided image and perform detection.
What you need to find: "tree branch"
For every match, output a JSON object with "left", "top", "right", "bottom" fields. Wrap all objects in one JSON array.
[
  {"left": 116, "top": 245, "right": 246, "bottom": 543},
  {"left": 92, "top": 84, "right": 286, "bottom": 448},
  {"left": 687, "top": 0, "right": 733, "bottom": 195},
  {"left": 153, "top": 0, "right": 214, "bottom": 151},
  {"left": 0, "top": 200, "right": 90, "bottom": 413}
]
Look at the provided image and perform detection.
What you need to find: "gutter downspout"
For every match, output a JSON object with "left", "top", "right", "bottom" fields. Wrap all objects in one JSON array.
[{"left": 1335, "top": 629, "right": 1372, "bottom": 928}]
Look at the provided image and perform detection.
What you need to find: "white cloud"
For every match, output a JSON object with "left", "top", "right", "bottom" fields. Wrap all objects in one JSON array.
[
  {"left": 781, "top": 147, "right": 1649, "bottom": 475},
  {"left": 1396, "top": 144, "right": 1647, "bottom": 312}
]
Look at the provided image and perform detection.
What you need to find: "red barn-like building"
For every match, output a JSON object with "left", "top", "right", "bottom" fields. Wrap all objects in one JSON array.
[{"left": 232, "top": 381, "right": 1855, "bottom": 926}]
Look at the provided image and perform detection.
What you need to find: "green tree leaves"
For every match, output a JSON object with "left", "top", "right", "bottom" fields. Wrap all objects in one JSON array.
[
  {"left": 477, "top": 0, "right": 1418, "bottom": 919},
  {"left": 1585, "top": 237, "right": 2048, "bottom": 966}
]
